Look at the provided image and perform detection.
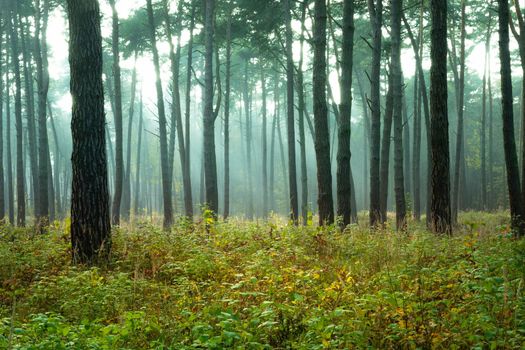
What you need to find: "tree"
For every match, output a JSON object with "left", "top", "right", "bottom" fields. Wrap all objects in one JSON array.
[
  {"left": 429, "top": 0, "right": 451, "bottom": 235},
  {"left": 336, "top": 0, "right": 354, "bottom": 228},
  {"left": 67, "top": 0, "right": 111, "bottom": 264},
  {"left": 498, "top": 0, "right": 524, "bottom": 237},
  {"left": 224, "top": 11, "right": 231, "bottom": 220},
  {"left": 284, "top": 0, "right": 299, "bottom": 224},
  {"left": 0, "top": 21, "right": 4, "bottom": 221},
  {"left": 108, "top": 0, "right": 123, "bottom": 226},
  {"left": 203, "top": 0, "right": 219, "bottom": 216},
  {"left": 313, "top": 0, "right": 334, "bottom": 225},
  {"left": 146, "top": 0, "right": 173, "bottom": 228},
  {"left": 391, "top": 0, "right": 406, "bottom": 230},
  {"left": 368, "top": 0, "right": 382, "bottom": 227}
]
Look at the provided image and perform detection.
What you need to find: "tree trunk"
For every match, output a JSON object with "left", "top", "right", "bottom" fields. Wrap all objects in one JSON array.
[
  {"left": 285, "top": 0, "right": 299, "bottom": 224},
  {"left": 380, "top": 74, "right": 393, "bottom": 223},
  {"left": 67, "top": 0, "right": 111, "bottom": 264},
  {"left": 223, "top": 14, "right": 231, "bottom": 220},
  {"left": 9, "top": 6, "right": 25, "bottom": 227},
  {"left": 497, "top": 0, "right": 524, "bottom": 236},
  {"left": 488, "top": 50, "right": 494, "bottom": 210},
  {"left": 413, "top": 68, "right": 421, "bottom": 221},
  {"left": 35, "top": 0, "right": 51, "bottom": 228},
  {"left": 297, "top": 2, "right": 308, "bottom": 224},
  {"left": 184, "top": 2, "right": 195, "bottom": 189},
  {"left": 481, "top": 17, "right": 492, "bottom": 210},
  {"left": 367, "top": 0, "right": 382, "bottom": 227},
  {"left": 0, "top": 25, "right": 4, "bottom": 221},
  {"left": 429, "top": 0, "right": 451, "bottom": 235},
  {"left": 122, "top": 54, "right": 137, "bottom": 220},
  {"left": 203, "top": 0, "right": 218, "bottom": 216},
  {"left": 451, "top": 0, "right": 466, "bottom": 223},
  {"left": 146, "top": 0, "right": 173, "bottom": 228},
  {"left": 391, "top": 0, "right": 406, "bottom": 230},
  {"left": 336, "top": 0, "right": 354, "bottom": 228},
  {"left": 243, "top": 60, "right": 254, "bottom": 219},
  {"left": 5, "top": 45, "right": 14, "bottom": 225},
  {"left": 48, "top": 103, "right": 62, "bottom": 218},
  {"left": 261, "top": 66, "right": 269, "bottom": 218},
  {"left": 134, "top": 92, "right": 144, "bottom": 217}
]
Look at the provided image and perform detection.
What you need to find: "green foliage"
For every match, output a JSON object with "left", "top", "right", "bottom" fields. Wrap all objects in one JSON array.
[{"left": 1, "top": 213, "right": 525, "bottom": 349}]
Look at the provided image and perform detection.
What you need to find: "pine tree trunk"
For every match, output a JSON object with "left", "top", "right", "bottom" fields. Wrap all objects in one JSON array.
[
  {"left": 5, "top": 49, "right": 14, "bottom": 225},
  {"left": 429, "top": 0, "right": 452, "bottom": 235},
  {"left": 146, "top": 0, "right": 173, "bottom": 228},
  {"left": 367, "top": 0, "right": 382, "bottom": 227},
  {"left": 380, "top": 74, "right": 393, "bottom": 223},
  {"left": 481, "top": 17, "right": 492, "bottom": 210},
  {"left": 497, "top": 0, "right": 524, "bottom": 236},
  {"left": 134, "top": 92, "right": 144, "bottom": 217},
  {"left": 67, "top": 0, "right": 111, "bottom": 264},
  {"left": 48, "top": 104, "right": 62, "bottom": 218},
  {"left": 336, "top": 0, "right": 354, "bottom": 228},
  {"left": 223, "top": 14, "right": 231, "bottom": 220},
  {"left": 261, "top": 66, "right": 269, "bottom": 218},
  {"left": 122, "top": 55, "right": 137, "bottom": 220},
  {"left": 285, "top": 0, "right": 299, "bottom": 223},
  {"left": 391, "top": 0, "right": 406, "bottom": 230},
  {"left": 297, "top": 3, "right": 308, "bottom": 224},
  {"left": 0, "top": 26, "right": 4, "bottom": 221}
]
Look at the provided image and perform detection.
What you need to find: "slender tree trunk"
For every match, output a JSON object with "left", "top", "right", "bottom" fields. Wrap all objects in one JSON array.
[
  {"left": 5, "top": 46, "right": 14, "bottom": 225},
  {"left": 9, "top": 6, "right": 25, "bottom": 227},
  {"left": 67, "top": 0, "right": 111, "bottom": 264},
  {"left": 497, "top": 0, "right": 524, "bottom": 236},
  {"left": 243, "top": 60, "right": 254, "bottom": 219},
  {"left": 413, "top": 67, "right": 421, "bottom": 221},
  {"left": 380, "top": 74, "right": 394, "bottom": 223},
  {"left": 122, "top": 54, "right": 137, "bottom": 220},
  {"left": 429, "top": 0, "right": 451, "bottom": 235},
  {"left": 0, "top": 26, "right": 4, "bottom": 221},
  {"left": 48, "top": 103, "right": 62, "bottom": 218},
  {"left": 261, "top": 66, "right": 269, "bottom": 218},
  {"left": 285, "top": 0, "right": 299, "bottom": 223},
  {"left": 391, "top": 0, "right": 406, "bottom": 230},
  {"left": 35, "top": 0, "right": 51, "bottom": 228},
  {"left": 203, "top": 0, "right": 218, "bottom": 216},
  {"left": 488, "top": 52, "right": 494, "bottom": 210},
  {"left": 297, "top": 2, "right": 308, "bottom": 224},
  {"left": 481, "top": 17, "right": 492, "bottom": 210},
  {"left": 146, "top": 0, "right": 173, "bottom": 228},
  {"left": 368, "top": 0, "right": 382, "bottom": 226},
  {"left": 336, "top": 0, "right": 354, "bottom": 228},
  {"left": 134, "top": 91, "right": 144, "bottom": 217},
  {"left": 223, "top": 14, "right": 231, "bottom": 220},
  {"left": 184, "top": 2, "right": 195, "bottom": 184},
  {"left": 451, "top": 0, "right": 466, "bottom": 223}
]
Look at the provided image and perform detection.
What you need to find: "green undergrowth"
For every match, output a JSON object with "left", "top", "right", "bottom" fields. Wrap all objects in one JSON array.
[{"left": 1, "top": 212, "right": 524, "bottom": 349}]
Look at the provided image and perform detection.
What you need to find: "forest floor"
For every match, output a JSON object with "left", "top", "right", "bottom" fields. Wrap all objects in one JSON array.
[{"left": 1, "top": 212, "right": 524, "bottom": 349}]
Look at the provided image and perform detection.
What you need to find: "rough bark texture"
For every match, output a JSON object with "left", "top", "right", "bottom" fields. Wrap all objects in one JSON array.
[
  {"left": 497, "top": 0, "right": 524, "bottom": 236},
  {"left": 336, "top": 0, "right": 354, "bottom": 228},
  {"left": 67, "top": 0, "right": 111, "bottom": 264},
  {"left": 391, "top": 0, "right": 406, "bottom": 230},
  {"left": 146, "top": 0, "right": 173, "bottom": 228},
  {"left": 203, "top": 0, "right": 218, "bottom": 216},
  {"left": 313, "top": 0, "right": 334, "bottom": 225},
  {"left": 367, "top": 0, "right": 382, "bottom": 227},
  {"left": 429, "top": 0, "right": 451, "bottom": 235}
]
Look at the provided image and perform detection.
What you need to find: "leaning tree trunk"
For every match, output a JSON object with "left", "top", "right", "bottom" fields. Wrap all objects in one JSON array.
[
  {"left": 429, "top": 0, "right": 451, "bottom": 235},
  {"left": 336, "top": 0, "right": 354, "bottom": 228},
  {"left": 391, "top": 0, "right": 406, "bottom": 230},
  {"left": 146, "top": 0, "right": 173, "bottom": 228},
  {"left": 497, "top": 0, "right": 524, "bottom": 237},
  {"left": 67, "top": 0, "right": 111, "bottom": 264},
  {"left": 285, "top": 0, "right": 299, "bottom": 224},
  {"left": 367, "top": 0, "right": 382, "bottom": 227}
]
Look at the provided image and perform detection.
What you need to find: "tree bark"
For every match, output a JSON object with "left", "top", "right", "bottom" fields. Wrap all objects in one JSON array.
[
  {"left": 122, "top": 54, "right": 137, "bottom": 220},
  {"left": 223, "top": 13, "right": 231, "bottom": 220},
  {"left": 0, "top": 24, "right": 4, "bottom": 221},
  {"left": 285, "top": 0, "right": 299, "bottom": 224},
  {"left": 368, "top": 0, "right": 382, "bottom": 227},
  {"left": 380, "top": 74, "right": 393, "bottom": 223},
  {"left": 336, "top": 0, "right": 354, "bottom": 228},
  {"left": 5, "top": 43, "right": 14, "bottom": 225},
  {"left": 429, "top": 0, "right": 451, "bottom": 235},
  {"left": 297, "top": 2, "right": 308, "bottom": 224},
  {"left": 67, "top": 0, "right": 111, "bottom": 264},
  {"left": 134, "top": 91, "right": 144, "bottom": 217},
  {"left": 261, "top": 66, "right": 269, "bottom": 218},
  {"left": 497, "top": 0, "right": 524, "bottom": 236},
  {"left": 146, "top": 0, "right": 173, "bottom": 228}
]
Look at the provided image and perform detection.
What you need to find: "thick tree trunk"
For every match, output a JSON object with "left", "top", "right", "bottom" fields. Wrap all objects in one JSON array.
[
  {"left": 285, "top": 0, "right": 299, "bottom": 224},
  {"left": 429, "top": 0, "right": 451, "bottom": 235},
  {"left": 67, "top": 0, "right": 111, "bottom": 264},
  {"left": 146, "top": 0, "right": 173, "bottom": 228},
  {"left": 497, "top": 0, "right": 524, "bottom": 236},
  {"left": 336, "top": 0, "right": 354, "bottom": 228},
  {"left": 391, "top": 0, "right": 406, "bottom": 230},
  {"left": 203, "top": 0, "right": 218, "bottom": 216},
  {"left": 367, "top": 0, "right": 382, "bottom": 227}
]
